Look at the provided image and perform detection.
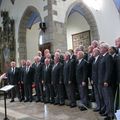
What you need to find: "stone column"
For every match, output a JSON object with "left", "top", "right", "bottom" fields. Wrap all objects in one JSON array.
[{"left": 44, "top": 0, "right": 67, "bottom": 53}]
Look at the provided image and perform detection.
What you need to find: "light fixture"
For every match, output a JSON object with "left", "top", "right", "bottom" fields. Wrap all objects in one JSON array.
[
  {"left": 39, "top": 35, "right": 43, "bottom": 45},
  {"left": 39, "top": 22, "right": 46, "bottom": 32},
  {"left": 83, "top": 0, "right": 102, "bottom": 11}
]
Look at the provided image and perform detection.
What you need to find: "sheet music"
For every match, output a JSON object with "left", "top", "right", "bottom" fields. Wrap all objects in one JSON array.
[
  {"left": 115, "top": 109, "right": 120, "bottom": 120},
  {"left": 0, "top": 85, "right": 14, "bottom": 92}
]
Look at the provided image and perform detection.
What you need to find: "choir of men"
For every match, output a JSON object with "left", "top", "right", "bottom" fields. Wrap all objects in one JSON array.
[{"left": 6, "top": 37, "right": 120, "bottom": 120}]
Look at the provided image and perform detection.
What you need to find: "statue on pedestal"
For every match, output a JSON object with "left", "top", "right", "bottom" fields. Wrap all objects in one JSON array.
[{"left": 3, "top": 44, "right": 10, "bottom": 63}]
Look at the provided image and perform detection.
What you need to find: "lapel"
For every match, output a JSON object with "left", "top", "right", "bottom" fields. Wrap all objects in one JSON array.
[{"left": 52, "top": 63, "right": 59, "bottom": 71}]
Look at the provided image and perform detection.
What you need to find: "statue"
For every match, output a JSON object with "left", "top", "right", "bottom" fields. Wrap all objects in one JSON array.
[{"left": 3, "top": 44, "right": 10, "bottom": 62}]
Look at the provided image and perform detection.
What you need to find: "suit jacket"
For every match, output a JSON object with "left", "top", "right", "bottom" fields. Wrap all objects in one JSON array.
[
  {"left": 116, "top": 53, "right": 120, "bottom": 83},
  {"left": 87, "top": 54, "right": 95, "bottom": 79},
  {"left": 41, "top": 56, "right": 45, "bottom": 63},
  {"left": 98, "top": 53, "right": 113, "bottom": 85},
  {"left": 112, "top": 54, "right": 119, "bottom": 86},
  {"left": 7, "top": 67, "right": 20, "bottom": 85},
  {"left": 76, "top": 59, "right": 88, "bottom": 85},
  {"left": 51, "top": 62, "right": 63, "bottom": 85},
  {"left": 63, "top": 60, "right": 70, "bottom": 85},
  {"left": 23, "top": 67, "right": 34, "bottom": 85},
  {"left": 69, "top": 55, "right": 77, "bottom": 83},
  {"left": 34, "top": 63, "right": 43, "bottom": 83},
  {"left": 19, "top": 66, "right": 26, "bottom": 82},
  {"left": 42, "top": 64, "right": 52, "bottom": 84},
  {"left": 92, "top": 56, "right": 101, "bottom": 85}
]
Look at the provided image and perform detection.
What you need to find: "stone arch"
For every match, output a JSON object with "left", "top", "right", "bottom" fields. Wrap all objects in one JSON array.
[
  {"left": 65, "top": 0, "right": 100, "bottom": 41},
  {"left": 18, "top": 6, "right": 42, "bottom": 60}
]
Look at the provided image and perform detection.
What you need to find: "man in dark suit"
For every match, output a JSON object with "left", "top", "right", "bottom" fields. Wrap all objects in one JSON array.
[
  {"left": 23, "top": 60, "right": 34, "bottom": 102},
  {"left": 87, "top": 45, "right": 95, "bottom": 102},
  {"left": 32, "top": 56, "right": 37, "bottom": 69},
  {"left": 115, "top": 37, "right": 120, "bottom": 110},
  {"left": 63, "top": 51, "right": 76, "bottom": 108},
  {"left": 18, "top": 59, "right": 26, "bottom": 102},
  {"left": 109, "top": 46, "right": 118, "bottom": 100},
  {"left": 68, "top": 49, "right": 78, "bottom": 99},
  {"left": 38, "top": 50, "right": 45, "bottom": 63},
  {"left": 99, "top": 43, "right": 114, "bottom": 120},
  {"left": 92, "top": 48, "right": 101, "bottom": 112},
  {"left": 68, "top": 49, "right": 77, "bottom": 83},
  {"left": 34, "top": 56, "right": 44, "bottom": 102},
  {"left": 7, "top": 61, "right": 20, "bottom": 102},
  {"left": 42, "top": 58, "right": 53, "bottom": 103},
  {"left": 51, "top": 52, "right": 64, "bottom": 105},
  {"left": 76, "top": 51, "right": 88, "bottom": 111}
]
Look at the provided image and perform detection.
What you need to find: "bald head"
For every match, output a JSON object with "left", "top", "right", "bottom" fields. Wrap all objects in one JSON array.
[
  {"left": 54, "top": 52, "right": 60, "bottom": 63},
  {"left": 44, "top": 49, "right": 50, "bottom": 57}
]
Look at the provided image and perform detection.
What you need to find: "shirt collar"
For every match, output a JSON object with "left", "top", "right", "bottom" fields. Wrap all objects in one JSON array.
[
  {"left": 103, "top": 52, "right": 107, "bottom": 56},
  {"left": 78, "top": 58, "right": 83, "bottom": 64}
]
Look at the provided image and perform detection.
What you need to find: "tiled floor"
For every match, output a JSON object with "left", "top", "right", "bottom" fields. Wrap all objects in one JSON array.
[{"left": 0, "top": 99, "right": 104, "bottom": 120}]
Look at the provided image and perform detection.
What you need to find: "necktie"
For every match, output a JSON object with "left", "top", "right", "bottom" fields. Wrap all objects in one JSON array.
[
  {"left": 12, "top": 67, "right": 15, "bottom": 74},
  {"left": 26, "top": 67, "right": 29, "bottom": 73}
]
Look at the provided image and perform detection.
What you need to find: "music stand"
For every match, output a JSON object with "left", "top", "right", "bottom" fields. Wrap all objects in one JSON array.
[{"left": 0, "top": 85, "right": 14, "bottom": 120}]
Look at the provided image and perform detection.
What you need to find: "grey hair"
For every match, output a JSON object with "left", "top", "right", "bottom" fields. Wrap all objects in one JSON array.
[
  {"left": 100, "top": 43, "right": 109, "bottom": 49},
  {"left": 65, "top": 51, "right": 71, "bottom": 56}
]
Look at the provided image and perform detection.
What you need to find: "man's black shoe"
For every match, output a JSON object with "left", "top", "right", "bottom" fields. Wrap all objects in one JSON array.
[
  {"left": 59, "top": 103, "right": 65, "bottom": 106},
  {"left": 70, "top": 104, "right": 76, "bottom": 108},
  {"left": 80, "top": 107, "right": 87, "bottom": 111},
  {"left": 99, "top": 110, "right": 105, "bottom": 115},
  {"left": 10, "top": 99, "right": 14, "bottom": 102},
  {"left": 101, "top": 113, "right": 107, "bottom": 116},
  {"left": 24, "top": 99, "right": 29, "bottom": 102},
  {"left": 104, "top": 116, "right": 114, "bottom": 120},
  {"left": 36, "top": 99, "right": 40, "bottom": 102},
  {"left": 93, "top": 108, "right": 100, "bottom": 112},
  {"left": 54, "top": 102, "right": 59, "bottom": 105}
]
